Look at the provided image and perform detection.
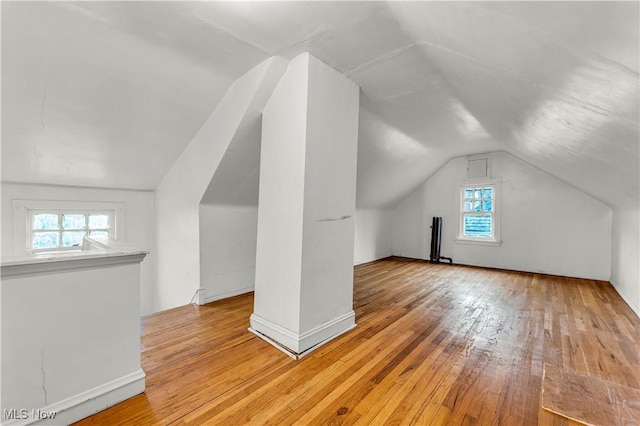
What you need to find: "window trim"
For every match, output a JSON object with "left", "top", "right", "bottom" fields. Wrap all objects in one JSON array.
[
  {"left": 455, "top": 178, "right": 502, "bottom": 246},
  {"left": 12, "top": 200, "right": 125, "bottom": 255}
]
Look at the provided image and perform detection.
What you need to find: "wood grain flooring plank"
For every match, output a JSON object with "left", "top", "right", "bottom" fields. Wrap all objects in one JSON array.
[{"left": 73, "top": 257, "right": 639, "bottom": 426}]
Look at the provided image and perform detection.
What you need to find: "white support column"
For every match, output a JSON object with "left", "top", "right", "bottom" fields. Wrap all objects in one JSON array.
[{"left": 251, "top": 53, "right": 360, "bottom": 357}]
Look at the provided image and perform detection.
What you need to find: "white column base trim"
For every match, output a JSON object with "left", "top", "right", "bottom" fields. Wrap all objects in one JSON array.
[
  {"left": 247, "top": 328, "right": 299, "bottom": 359},
  {"left": 249, "top": 310, "right": 356, "bottom": 359},
  {"left": 1, "top": 369, "right": 145, "bottom": 426}
]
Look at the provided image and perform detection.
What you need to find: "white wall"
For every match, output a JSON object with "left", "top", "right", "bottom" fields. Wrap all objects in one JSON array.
[
  {"left": 2, "top": 256, "right": 145, "bottom": 424},
  {"left": 154, "top": 57, "right": 286, "bottom": 312},
  {"left": 0, "top": 182, "right": 156, "bottom": 315},
  {"left": 199, "top": 204, "right": 258, "bottom": 303},
  {"left": 354, "top": 209, "right": 392, "bottom": 265},
  {"left": 392, "top": 152, "right": 612, "bottom": 280},
  {"left": 199, "top": 206, "right": 390, "bottom": 307},
  {"left": 611, "top": 208, "right": 640, "bottom": 316},
  {"left": 390, "top": 189, "right": 425, "bottom": 260}
]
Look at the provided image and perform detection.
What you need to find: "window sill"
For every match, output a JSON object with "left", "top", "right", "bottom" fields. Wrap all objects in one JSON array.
[{"left": 455, "top": 238, "right": 502, "bottom": 247}]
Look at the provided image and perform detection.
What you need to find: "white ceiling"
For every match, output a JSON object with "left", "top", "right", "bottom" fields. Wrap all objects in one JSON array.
[{"left": 2, "top": 1, "right": 638, "bottom": 209}]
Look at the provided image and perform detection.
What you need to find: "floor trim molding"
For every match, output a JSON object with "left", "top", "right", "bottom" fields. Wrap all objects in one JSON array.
[
  {"left": 201, "top": 286, "right": 254, "bottom": 305},
  {"left": 2, "top": 369, "right": 145, "bottom": 426}
]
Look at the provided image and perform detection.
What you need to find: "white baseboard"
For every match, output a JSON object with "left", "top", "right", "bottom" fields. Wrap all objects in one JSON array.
[
  {"left": 610, "top": 279, "right": 640, "bottom": 319},
  {"left": 2, "top": 369, "right": 145, "bottom": 426},
  {"left": 407, "top": 255, "right": 611, "bottom": 282},
  {"left": 354, "top": 253, "right": 392, "bottom": 266},
  {"left": 249, "top": 310, "right": 356, "bottom": 357},
  {"left": 202, "top": 286, "right": 254, "bottom": 304}
]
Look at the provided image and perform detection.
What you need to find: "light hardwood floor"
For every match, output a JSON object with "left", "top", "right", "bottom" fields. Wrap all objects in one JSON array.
[{"left": 75, "top": 257, "right": 640, "bottom": 425}]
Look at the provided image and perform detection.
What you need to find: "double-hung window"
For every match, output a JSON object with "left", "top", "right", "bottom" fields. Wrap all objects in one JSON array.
[{"left": 458, "top": 179, "right": 501, "bottom": 245}]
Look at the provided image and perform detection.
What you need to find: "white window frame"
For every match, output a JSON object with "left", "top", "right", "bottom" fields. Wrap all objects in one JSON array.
[
  {"left": 28, "top": 210, "right": 114, "bottom": 253},
  {"left": 12, "top": 200, "right": 125, "bottom": 255},
  {"left": 455, "top": 178, "right": 502, "bottom": 246}
]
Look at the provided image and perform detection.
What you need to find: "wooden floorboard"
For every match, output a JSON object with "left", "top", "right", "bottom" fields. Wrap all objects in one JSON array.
[{"left": 74, "top": 257, "right": 640, "bottom": 425}]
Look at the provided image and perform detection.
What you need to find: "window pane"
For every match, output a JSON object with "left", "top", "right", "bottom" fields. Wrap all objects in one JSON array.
[
  {"left": 89, "top": 230, "right": 109, "bottom": 238},
  {"left": 465, "top": 189, "right": 473, "bottom": 198},
  {"left": 484, "top": 187, "right": 493, "bottom": 199},
  {"left": 474, "top": 189, "right": 482, "bottom": 199},
  {"left": 472, "top": 200, "right": 482, "bottom": 211},
  {"left": 33, "top": 232, "right": 60, "bottom": 249},
  {"left": 464, "top": 200, "right": 473, "bottom": 211},
  {"left": 464, "top": 215, "right": 492, "bottom": 237},
  {"left": 483, "top": 200, "right": 493, "bottom": 212},
  {"left": 88, "top": 214, "right": 109, "bottom": 229},
  {"left": 33, "top": 214, "right": 59, "bottom": 230},
  {"left": 62, "top": 214, "right": 86, "bottom": 230},
  {"left": 62, "top": 231, "right": 86, "bottom": 247}
]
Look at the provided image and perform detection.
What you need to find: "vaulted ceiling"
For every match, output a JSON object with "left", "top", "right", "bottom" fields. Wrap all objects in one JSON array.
[{"left": 2, "top": 2, "right": 638, "bottom": 209}]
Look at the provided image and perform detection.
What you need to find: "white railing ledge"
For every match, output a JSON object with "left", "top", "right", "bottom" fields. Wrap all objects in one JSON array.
[{"left": 2, "top": 238, "right": 148, "bottom": 277}]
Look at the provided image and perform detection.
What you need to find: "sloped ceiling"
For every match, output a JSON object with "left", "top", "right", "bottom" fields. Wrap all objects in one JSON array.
[{"left": 2, "top": 2, "right": 638, "bottom": 210}]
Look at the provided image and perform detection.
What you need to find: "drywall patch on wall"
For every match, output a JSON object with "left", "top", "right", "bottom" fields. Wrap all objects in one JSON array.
[{"left": 392, "top": 152, "right": 612, "bottom": 280}]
